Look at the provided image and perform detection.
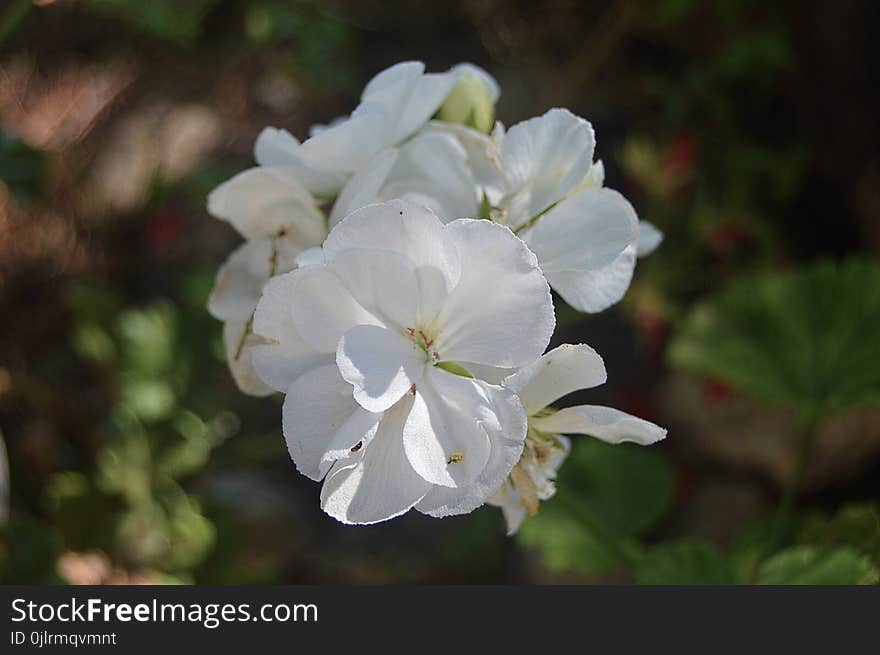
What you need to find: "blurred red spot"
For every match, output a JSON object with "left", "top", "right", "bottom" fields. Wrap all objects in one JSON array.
[
  {"left": 145, "top": 207, "right": 182, "bottom": 251},
  {"left": 703, "top": 377, "right": 738, "bottom": 403},
  {"left": 708, "top": 222, "right": 751, "bottom": 259},
  {"left": 635, "top": 307, "right": 669, "bottom": 353},
  {"left": 664, "top": 132, "right": 698, "bottom": 177}
]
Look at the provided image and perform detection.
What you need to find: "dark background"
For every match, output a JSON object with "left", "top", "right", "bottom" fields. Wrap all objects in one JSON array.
[{"left": 0, "top": 0, "right": 878, "bottom": 584}]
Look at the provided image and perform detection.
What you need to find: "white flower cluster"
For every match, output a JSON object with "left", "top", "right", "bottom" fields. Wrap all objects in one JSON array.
[{"left": 207, "top": 61, "right": 666, "bottom": 531}]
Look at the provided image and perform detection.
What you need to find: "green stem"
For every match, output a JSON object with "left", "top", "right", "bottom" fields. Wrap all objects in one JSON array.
[
  {"left": 555, "top": 487, "right": 642, "bottom": 571},
  {"left": 760, "top": 415, "right": 818, "bottom": 564}
]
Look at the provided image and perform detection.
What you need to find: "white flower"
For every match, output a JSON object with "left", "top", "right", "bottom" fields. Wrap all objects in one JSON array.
[
  {"left": 249, "top": 199, "right": 556, "bottom": 524},
  {"left": 253, "top": 61, "right": 469, "bottom": 198},
  {"left": 485, "top": 108, "right": 660, "bottom": 313},
  {"left": 206, "top": 168, "right": 326, "bottom": 396},
  {"left": 488, "top": 344, "right": 667, "bottom": 534}
]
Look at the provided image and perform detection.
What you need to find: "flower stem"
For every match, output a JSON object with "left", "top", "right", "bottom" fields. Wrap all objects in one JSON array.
[
  {"left": 554, "top": 488, "right": 642, "bottom": 572},
  {"left": 760, "top": 414, "right": 818, "bottom": 563}
]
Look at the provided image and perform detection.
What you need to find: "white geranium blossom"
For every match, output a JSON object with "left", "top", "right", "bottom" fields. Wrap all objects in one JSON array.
[
  {"left": 327, "top": 104, "right": 662, "bottom": 315},
  {"left": 249, "top": 199, "right": 555, "bottom": 524},
  {"left": 207, "top": 168, "right": 326, "bottom": 396},
  {"left": 488, "top": 344, "right": 667, "bottom": 534},
  {"left": 253, "top": 61, "right": 494, "bottom": 198},
  {"left": 483, "top": 108, "right": 661, "bottom": 313}
]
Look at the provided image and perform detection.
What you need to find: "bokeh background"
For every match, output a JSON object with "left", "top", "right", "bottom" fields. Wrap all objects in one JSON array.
[{"left": 1, "top": 0, "right": 879, "bottom": 584}]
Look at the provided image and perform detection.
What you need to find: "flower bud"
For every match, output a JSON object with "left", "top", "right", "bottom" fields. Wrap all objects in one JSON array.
[{"left": 437, "top": 64, "right": 499, "bottom": 133}]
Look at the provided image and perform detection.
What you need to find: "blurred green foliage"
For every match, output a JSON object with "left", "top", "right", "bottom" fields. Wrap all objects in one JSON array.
[
  {"left": 669, "top": 258, "right": 880, "bottom": 418},
  {"left": 517, "top": 440, "right": 673, "bottom": 575},
  {"left": 8, "top": 280, "right": 240, "bottom": 582}
]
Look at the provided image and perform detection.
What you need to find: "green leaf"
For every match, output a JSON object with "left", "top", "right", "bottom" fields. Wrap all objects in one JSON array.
[
  {"left": 669, "top": 258, "right": 880, "bottom": 416},
  {"left": 517, "top": 503, "right": 624, "bottom": 575},
  {"left": 517, "top": 440, "right": 673, "bottom": 574},
  {"left": 756, "top": 545, "right": 878, "bottom": 585},
  {"left": 557, "top": 440, "right": 674, "bottom": 536},
  {"left": 435, "top": 361, "right": 474, "bottom": 378},
  {"left": 636, "top": 540, "right": 736, "bottom": 584},
  {"left": 798, "top": 503, "right": 880, "bottom": 564}
]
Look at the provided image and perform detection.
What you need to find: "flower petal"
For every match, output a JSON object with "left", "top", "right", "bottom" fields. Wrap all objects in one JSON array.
[
  {"left": 283, "top": 365, "right": 382, "bottom": 481},
  {"left": 329, "top": 148, "right": 397, "bottom": 227},
  {"left": 486, "top": 481, "right": 528, "bottom": 535},
  {"left": 415, "top": 380, "right": 526, "bottom": 517},
  {"left": 207, "top": 167, "right": 325, "bottom": 243},
  {"left": 361, "top": 61, "right": 424, "bottom": 99},
  {"left": 522, "top": 187, "right": 639, "bottom": 274},
  {"left": 324, "top": 200, "right": 461, "bottom": 324},
  {"left": 382, "top": 132, "right": 478, "bottom": 222},
  {"left": 287, "top": 266, "right": 383, "bottom": 353},
  {"left": 637, "top": 220, "right": 663, "bottom": 257},
  {"left": 222, "top": 321, "right": 272, "bottom": 397},
  {"left": 207, "top": 240, "right": 272, "bottom": 323},
  {"left": 504, "top": 343, "right": 607, "bottom": 415},
  {"left": 253, "top": 128, "right": 348, "bottom": 197},
  {"left": 438, "top": 219, "right": 554, "bottom": 367},
  {"left": 250, "top": 272, "right": 331, "bottom": 392},
  {"left": 327, "top": 248, "right": 419, "bottom": 331},
  {"left": 402, "top": 367, "right": 499, "bottom": 488},
  {"left": 296, "top": 103, "right": 388, "bottom": 175},
  {"left": 337, "top": 325, "right": 426, "bottom": 413},
  {"left": 546, "top": 244, "right": 637, "bottom": 313},
  {"left": 425, "top": 121, "right": 505, "bottom": 203},
  {"left": 530, "top": 405, "right": 667, "bottom": 445},
  {"left": 499, "top": 108, "right": 594, "bottom": 228},
  {"left": 320, "top": 394, "right": 430, "bottom": 525}
]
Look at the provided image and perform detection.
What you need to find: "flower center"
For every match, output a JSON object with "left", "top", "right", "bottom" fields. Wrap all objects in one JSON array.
[{"left": 406, "top": 326, "right": 440, "bottom": 363}]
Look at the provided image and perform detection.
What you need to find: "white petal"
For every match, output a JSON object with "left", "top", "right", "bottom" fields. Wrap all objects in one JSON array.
[
  {"left": 391, "top": 71, "right": 457, "bottom": 144},
  {"left": 487, "top": 481, "right": 528, "bottom": 535},
  {"left": 425, "top": 120, "right": 505, "bottom": 203},
  {"left": 504, "top": 344, "right": 607, "bottom": 415},
  {"left": 402, "top": 367, "right": 501, "bottom": 488},
  {"left": 499, "top": 108, "right": 595, "bottom": 227},
  {"left": 383, "top": 131, "right": 479, "bottom": 221},
  {"left": 637, "top": 220, "right": 663, "bottom": 257},
  {"left": 320, "top": 394, "right": 430, "bottom": 525},
  {"left": 250, "top": 272, "right": 331, "bottom": 392},
  {"left": 361, "top": 61, "right": 424, "bottom": 99},
  {"left": 329, "top": 148, "right": 397, "bottom": 227},
  {"left": 283, "top": 365, "right": 382, "bottom": 481},
  {"left": 207, "top": 167, "right": 326, "bottom": 243},
  {"left": 298, "top": 105, "right": 389, "bottom": 174},
  {"left": 337, "top": 325, "right": 426, "bottom": 413},
  {"left": 324, "top": 200, "right": 461, "bottom": 324},
  {"left": 437, "top": 219, "right": 554, "bottom": 367},
  {"left": 207, "top": 240, "right": 271, "bottom": 323},
  {"left": 294, "top": 246, "right": 325, "bottom": 269},
  {"left": 522, "top": 187, "right": 639, "bottom": 274},
  {"left": 531, "top": 405, "right": 667, "bottom": 445},
  {"left": 287, "top": 266, "right": 383, "bottom": 353},
  {"left": 222, "top": 321, "right": 272, "bottom": 397},
  {"left": 328, "top": 248, "right": 419, "bottom": 331},
  {"left": 415, "top": 381, "right": 526, "bottom": 517},
  {"left": 253, "top": 128, "right": 347, "bottom": 197},
  {"left": 546, "top": 244, "right": 637, "bottom": 313}
]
